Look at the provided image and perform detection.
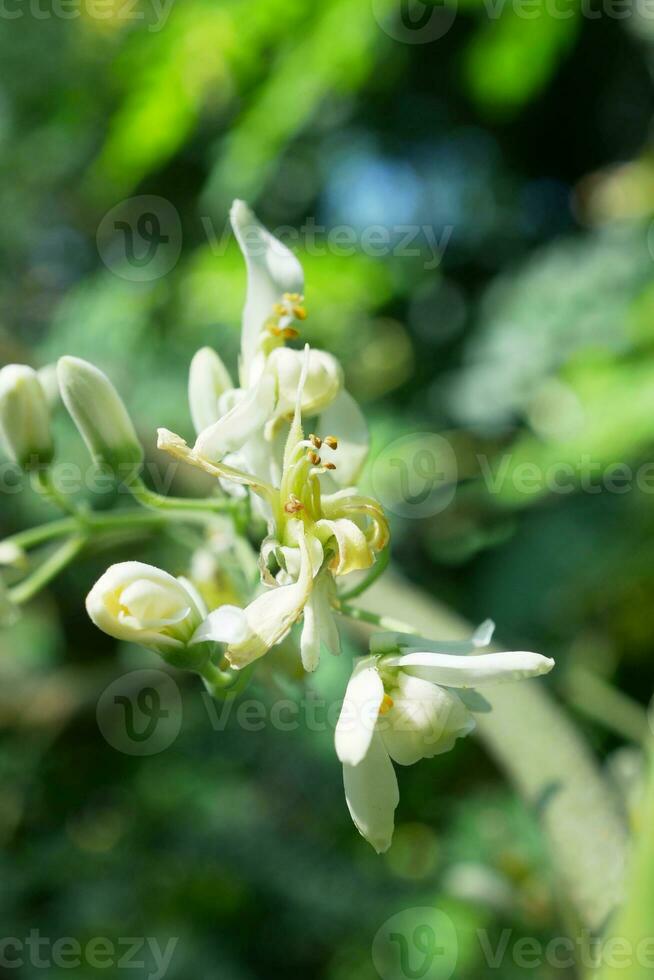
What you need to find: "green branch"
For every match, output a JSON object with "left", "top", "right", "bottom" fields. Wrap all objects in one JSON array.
[{"left": 8, "top": 535, "right": 88, "bottom": 605}]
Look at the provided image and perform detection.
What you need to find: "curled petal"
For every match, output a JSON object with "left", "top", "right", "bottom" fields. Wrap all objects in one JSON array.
[
  {"left": 321, "top": 489, "right": 390, "bottom": 553},
  {"left": 315, "top": 518, "right": 374, "bottom": 577}
]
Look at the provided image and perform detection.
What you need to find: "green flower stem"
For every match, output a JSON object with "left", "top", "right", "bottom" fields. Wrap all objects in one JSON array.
[
  {"left": 563, "top": 664, "right": 650, "bottom": 746},
  {"left": 198, "top": 659, "right": 251, "bottom": 699},
  {"left": 0, "top": 507, "right": 231, "bottom": 556},
  {"left": 35, "top": 469, "right": 81, "bottom": 517},
  {"left": 338, "top": 545, "right": 390, "bottom": 601},
  {"left": 596, "top": 748, "right": 654, "bottom": 980},
  {"left": 337, "top": 600, "right": 416, "bottom": 634},
  {"left": 8, "top": 535, "right": 88, "bottom": 605},
  {"left": 3, "top": 517, "right": 79, "bottom": 551},
  {"left": 354, "top": 568, "right": 628, "bottom": 935},
  {"left": 128, "top": 476, "right": 240, "bottom": 517}
]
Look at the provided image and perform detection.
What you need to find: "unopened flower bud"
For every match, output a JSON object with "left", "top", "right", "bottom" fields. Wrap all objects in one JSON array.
[
  {"left": 270, "top": 346, "right": 343, "bottom": 417},
  {"left": 87, "top": 561, "right": 247, "bottom": 670},
  {"left": 0, "top": 364, "right": 54, "bottom": 470},
  {"left": 57, "top": 356, "right": 143, "bottom": 480}
]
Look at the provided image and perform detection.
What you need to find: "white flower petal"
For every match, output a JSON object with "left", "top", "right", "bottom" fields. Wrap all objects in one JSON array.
[
  {"left": 379, "top": 673, "right": 475, "bottom": 766},
  {"left": 387, "top": 650, "right": 555, "bottom": 688},
  {"left": 191, "top": 605, "right": 249, "bottom": 646},
  {"left": 317, "top": 389, "right": 369, "bottom": 487},
  {"left": 188, "top": 347, "right": 234, "bottom": 435},
  {"left": 230, "top": 200, "right": 304, "bottom": 384},
  {"left": 335, "top": 658, "right": 384, "bottom": 766},
  {"left": 473, "top": 619, "right": 495, "bottom": 647},
  {"left": 342, "top": 731, "right": 399, "bottom": 854},
  {"left": 194, "top": 373, "right": 276, "bottom": 461}
]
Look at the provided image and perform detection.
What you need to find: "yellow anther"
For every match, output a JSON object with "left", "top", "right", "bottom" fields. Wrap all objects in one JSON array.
[
  {"left": 324, "top": 436, "right": 338, "bottom": 450},
  {"left": 284, "top": 292, "right": 302, "bottom": 303},
  {"left": 273, "top": 303, "right": 287, "bottom": 316},
  {"left": 324, "top": 462, "right": 336, "bottom": 471},
  {"left": 309, "top": 434, "right": 322, "bottom": 449},
  {"left": 307, "top": 450, "right": 321, "bottom": 466},
  {"left": 379, "top": 694, "right": 394, "bottom": 715},
  {"left": 284, "top": 495, "right": 304, "bottom": 514},
  {"left": 281, "top": 327, "right": 300, "bottom": 340},
  {"left": 293, "top": 306, "right": 307, "bottom": 321}
]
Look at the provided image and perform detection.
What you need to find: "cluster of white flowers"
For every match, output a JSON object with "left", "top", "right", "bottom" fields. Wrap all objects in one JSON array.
[{"left": 0, "top": 201, "right": 554, "bottom": 851}]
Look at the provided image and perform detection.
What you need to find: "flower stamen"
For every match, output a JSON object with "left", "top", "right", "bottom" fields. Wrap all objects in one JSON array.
[{"left": 379, "top": 693, "right": 394, "bottom": 715}]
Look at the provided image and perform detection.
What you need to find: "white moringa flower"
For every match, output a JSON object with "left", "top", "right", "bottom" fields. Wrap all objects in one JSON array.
[
  {"left": 159, "top": 349, "right": 388, "bottom": 676},
  {"left": 0, "top": 364, "right": 54, "bottom": 470},
  {"left": 58, "top": 356, "right": 143, "bottom": 480},
  {"left": 335, "top": 622, "right": 555, "bottom": 853},
  {"left": 181, "top": 202, "right": 367, "bottom": 495},
  {"left": 86, "top": 561, "right": 247, "bottom": 668}
]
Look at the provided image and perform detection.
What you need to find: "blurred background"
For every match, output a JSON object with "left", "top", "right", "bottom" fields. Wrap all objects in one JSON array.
[{"left": 1, "top": 0, "right": 654, "bottom": 976}]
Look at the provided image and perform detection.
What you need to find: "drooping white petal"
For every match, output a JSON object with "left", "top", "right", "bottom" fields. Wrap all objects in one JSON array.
[
  {"left": 335, "top": 658, "right": 384, "bottom": 767},
  {"left": 194, "top": 373, "right": 276, "bottom": 461},
  {"left": 188, "top": 347, "right": 234, "bottom": 435},
  {"left": 317, "top": 388, "right": 369, "bottom": 487},
  {"left": 379, "top": 672, "right": 475, "bottom": 766},
  {"left": 300, "top": 572, "right": 340, "bottom": 672},
  {"left": 191, "top": 605, "right": 249, "bottom": 646},
  {"left": 342, "top": 732, "right": 399, "bottom": 854},
  {"left": 225, "top": 523, "right": 313, "bottom": 669},
  {"left": 230, "top": 200, "right": 304, "bottom": 385},
  {"left": 386, "top": 649, "right": 555, "bottom": 688}
]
